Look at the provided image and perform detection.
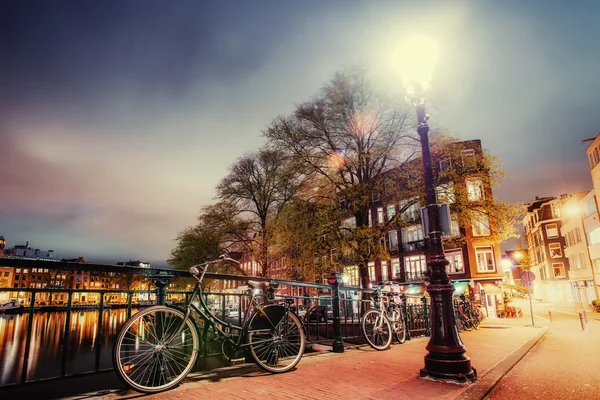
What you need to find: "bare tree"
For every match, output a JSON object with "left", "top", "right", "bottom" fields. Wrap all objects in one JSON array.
[
  {"left": 266, "top": 68, "right": 417, "bottom": 288},
  {"left": 216, "top": 148, "right": 304, "bottom": 276}
]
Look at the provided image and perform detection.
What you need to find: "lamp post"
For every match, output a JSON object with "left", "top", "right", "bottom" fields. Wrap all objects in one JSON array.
[{"left": 397, "top": 35, "right": 476, "bottom": 383}]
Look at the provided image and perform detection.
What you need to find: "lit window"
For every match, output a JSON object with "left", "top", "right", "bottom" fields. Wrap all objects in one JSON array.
[
  {"left": 388, "top": 230, "right": 399, "bottom": 251},
  {"left": 445, "top": 249, "right": 464, "bottom": 274},
  {"left": 402, "top": 225, "right": 424, "bottom": 243},
  {"left": 381, "top": 261, "right": 388, "bottom": 282},
  {"left": 436, "top": 183, "right": 455, "bottom": 204},
  {"left": 386, "top": 205, "right": 396, "bottom": 221},
  {"left": 472, "top": 212, "right": 491, "bottom": 236},
  {"left": 545, "top": 224, "right": 559, "bottom": 239},
  {"left": 548, "top": 243, "right": 562, "bottom": 258},
  {"left": 391, "top": 258, "right": 400, "bottom": 277},
  {"left": 377, "top": 207, "right": 384, "bottom": 224},
  {"left": 368, "top": 262, "right": 376, "bottom": 282},
  {"left": 553, "top": 263, "right": 566, "bottom": 278},
  {"left": 404, "top": 255, "right": 427, "bottom": 281},
  {"left": 466, "top": 178, "right": 484, "bottom": 201},
  {"left": 475, "top": 246, "right": 495, "bottom": 272}
]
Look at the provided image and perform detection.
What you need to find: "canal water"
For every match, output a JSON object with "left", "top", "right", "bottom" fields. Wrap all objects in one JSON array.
[{"left": 0, "top": 308, "right": 133, "bottom": 386}]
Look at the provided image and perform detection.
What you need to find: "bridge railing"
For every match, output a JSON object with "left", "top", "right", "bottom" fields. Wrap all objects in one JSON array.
[{"left": 0, "top": 258, "right": 430, "bottom": 388}]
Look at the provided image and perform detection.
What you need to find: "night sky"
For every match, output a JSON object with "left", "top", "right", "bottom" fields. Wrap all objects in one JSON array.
[{"left": 2, "top": 1, "right": 599, "bottom": 265}]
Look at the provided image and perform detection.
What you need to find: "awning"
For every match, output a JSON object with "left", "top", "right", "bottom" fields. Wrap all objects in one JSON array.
[
  {"left": 479, "top": 282, "right": 501, "bottom": 294},
  {"left": 452, "top": 281, "right": 470, "bottom": 296},
  {"left": 404, "top": 284, "right": 426, "bottom": 296}
]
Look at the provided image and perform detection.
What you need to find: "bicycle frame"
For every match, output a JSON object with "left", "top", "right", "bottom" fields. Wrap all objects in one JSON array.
[{"left": 169, "top": 263, "right": 283, "bottom": 351}]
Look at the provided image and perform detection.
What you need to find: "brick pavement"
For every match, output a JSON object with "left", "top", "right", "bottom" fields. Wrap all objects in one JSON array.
[{"left": 91, "top": 320, "right": 547, "bottom": 400}]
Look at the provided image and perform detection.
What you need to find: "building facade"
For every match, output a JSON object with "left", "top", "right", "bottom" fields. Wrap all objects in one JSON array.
[
  {"left": 523, "top": 197, "right": 572, "bottom": 304},
  {"left": 339, "top": 139, "right": 504, "bottom": 312}
]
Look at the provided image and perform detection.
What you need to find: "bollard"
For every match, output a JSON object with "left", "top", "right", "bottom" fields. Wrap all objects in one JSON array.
[
  {"left": 548, "top": 311, "right": 552, "bottom": 323},
  {"left": 583, "top": 310, "right": 588, "bottom": 324},
  {"left": 327, "top": 272, "right": 344, "bottom": 353},
  {"left": 579, "top": 312, "right": 587, "bottom": 331}
]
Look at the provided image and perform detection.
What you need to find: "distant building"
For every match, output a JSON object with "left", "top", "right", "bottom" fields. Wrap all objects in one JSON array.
[
  {"left": 522, "top": 196, "right": 572, "bottom": 304},
  {"left": 117, "top": 260, "right": 151, "bottom": 268}
]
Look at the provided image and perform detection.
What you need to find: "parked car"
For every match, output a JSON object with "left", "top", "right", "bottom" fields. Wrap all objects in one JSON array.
[
  {"left": 226, "top": 307, "right": 240, "bottom": 318},
  {"left": 304, "top": 305, "right": 333, "bottom": 323},
  {"left": 290, "top": 304, "right": 307, "bottom": 317}
]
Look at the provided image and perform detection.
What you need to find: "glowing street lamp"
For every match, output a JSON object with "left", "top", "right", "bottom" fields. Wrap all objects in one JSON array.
[
  {"left": 501, "top": 259, "right": 514, "bottom": 285},
  {"left": 397, "top": 35, "right": 476, "bottom": 383}
]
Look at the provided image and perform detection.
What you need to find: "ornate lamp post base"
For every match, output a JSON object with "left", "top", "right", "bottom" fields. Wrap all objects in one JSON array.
[{"left": 419, "top": 281, "right": 477, "bottom": 383}]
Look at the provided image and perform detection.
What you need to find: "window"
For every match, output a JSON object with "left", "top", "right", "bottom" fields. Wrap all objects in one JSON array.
[
  {"left": 377, "top": 207, "right": 384, "bottom": 224},
  {"left": 583, "top": 198, "right": 597, "bottom": 218},
  {"left": 472, "top": 212, "right": 491, "bottom": 236},
  {"left": 553, "top": 263, "right": 566, "bottom": 278},
  {"left": 436, "top": 183, "right": 455, "bottom": 204},
  {"left": 575, "top": 228, "right": 582, "bottom": 243},
  {"left": 381, "top": 261, "right": 389, "bottom": 282},
  {"left": 400, "top": 198, "right": 420, "bottom": 221},
  {"left": 451, "top": 217, "right": 460, "bottom": 237},
  {"left": 466, "top": 178, "right": 484, "bottom": 201},
  {"left": 371, "top": 191, "right": 381, "bottom": 203},
  {"left": 368, "top": 262, "right": 376, "bottom": 282},
  {"left": 548, "top": 243, "right": 562, "bottom": 258},
  {"left": 386, "top": 205, "right": 396, "bottom": 221},
  {"left": 440, "top": 157, "right": 452, "bottom": 172},
  {"left": 475, "top": 246, "right": 495, "bottom": 272},
  {"left": 404, "top": 255, "right": 427, "bottom": 281},
  {"left": 588, "top": 227, "right": 600, "bottom": 245},
  {"left": 462, "top": 149, "right": 476, "bottom": 169},
  {"left": 342, "top": 217, "right": 356, "bottom": 230},
  {"left": 388, "top": 230, "right": 399, "bottom": 251},
  {"left": 402, "top": 225, "right": 424, "bottom": 243},
  {"left": 545, "top": 223, "right": 559, "bottom": 238},
  {"left": 343, "top": 265, "right": 359, "bottom": 287},
  {"left": 445, "top": 249, "right": 464, "bottom": 274},
  {"left": 391, "top": 258, "right": 400, "bottom": 277}
]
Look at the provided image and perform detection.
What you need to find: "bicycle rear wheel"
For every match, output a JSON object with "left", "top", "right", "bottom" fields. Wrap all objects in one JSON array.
[
  {"left": 248, "top": 309, "right": 305, "bottom": 373},
  {"left": 361, "top": 309, "right": 392, "bottom": 350},
  {"left": 113, "top": 306, "right": 199, "bottom": 393},
  {"left": 389, "top": 309, "right": 406, "bottom": 344}
]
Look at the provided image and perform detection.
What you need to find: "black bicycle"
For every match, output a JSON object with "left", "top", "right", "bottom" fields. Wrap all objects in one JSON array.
[{"left": 113, "top": 257, "right": 305, "bottom": 393}]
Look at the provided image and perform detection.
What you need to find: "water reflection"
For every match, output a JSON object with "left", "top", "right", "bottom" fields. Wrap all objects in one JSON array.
[{"left": 0, "top": 308, "right": 134, "bottom": 386}]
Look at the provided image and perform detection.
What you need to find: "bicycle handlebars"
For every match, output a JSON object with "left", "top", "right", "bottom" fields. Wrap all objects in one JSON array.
[{"left": 189, "top": 255, "right": 240, "bottom": 276}]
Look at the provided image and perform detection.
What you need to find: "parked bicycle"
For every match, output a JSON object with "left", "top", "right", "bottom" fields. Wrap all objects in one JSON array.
[
  {"left": 361, "top": 287, "right": 406, "bottom": 351},
  {"left": 454, "top": 295, "right": 483, "bottom": 332},
  {"left": 113, "top": 256, "right": 305, "bottom": 393}
]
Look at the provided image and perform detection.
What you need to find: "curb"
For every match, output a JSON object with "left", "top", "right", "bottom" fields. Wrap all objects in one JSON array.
[{"left": 455, "top": 326, "right": 548, "bottom": 400}]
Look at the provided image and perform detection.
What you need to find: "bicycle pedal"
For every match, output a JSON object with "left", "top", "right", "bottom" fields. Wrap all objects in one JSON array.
[{"left": 230, "top": 358, "right": 245, "bottom": 365}]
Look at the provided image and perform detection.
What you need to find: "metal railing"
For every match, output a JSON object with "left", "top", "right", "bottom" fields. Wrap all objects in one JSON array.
[{"left": 0, "top": 258, "right": 431, "bottom": 388}]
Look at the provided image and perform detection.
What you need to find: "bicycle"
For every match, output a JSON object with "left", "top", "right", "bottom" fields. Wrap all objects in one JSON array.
[
  {"left": 113, "top": 256, "right": 305, "bottom": 393},
  {"left": 361, "top": 287, "right": 406, "bottom": 351}
]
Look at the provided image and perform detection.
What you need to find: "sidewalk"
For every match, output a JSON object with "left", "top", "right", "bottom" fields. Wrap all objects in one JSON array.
[{"left": 88, "top": 320, "right": 546, "bottom": 400}]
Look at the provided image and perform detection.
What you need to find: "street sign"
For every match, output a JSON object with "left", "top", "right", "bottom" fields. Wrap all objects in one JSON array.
[{"left": 521, "top": 271, "right": 536, "bottom": 284}]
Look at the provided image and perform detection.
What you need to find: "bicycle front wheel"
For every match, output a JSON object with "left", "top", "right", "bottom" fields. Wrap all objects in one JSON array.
[
  {"left": 248, "top": 309, "right": 305, "bottom": 373},
  {"left": 113, "top": 306, "right": 199, "bottom": 393},
  {"left": 362, "top": 309, "right": 392, "bottom": 351}
]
